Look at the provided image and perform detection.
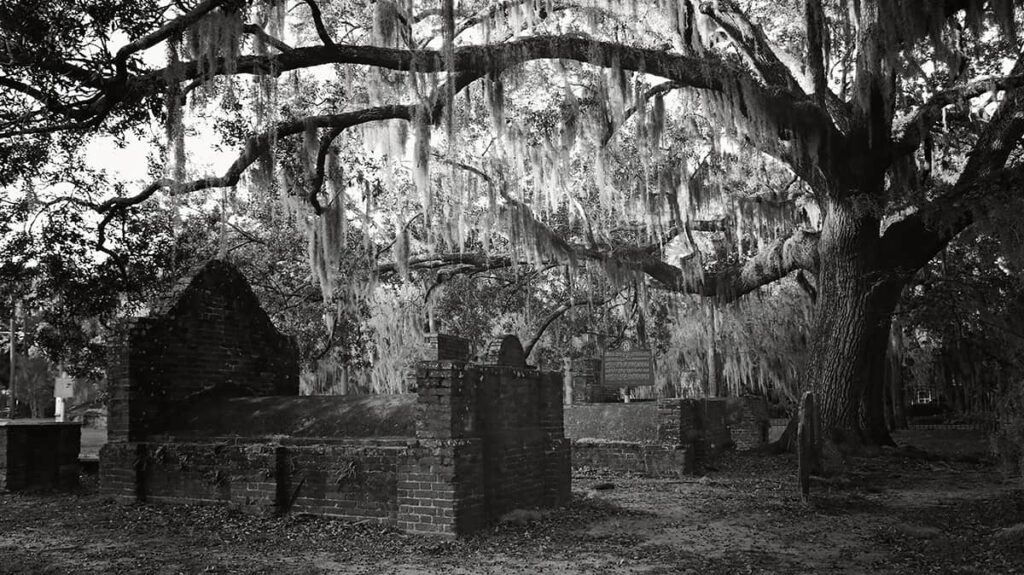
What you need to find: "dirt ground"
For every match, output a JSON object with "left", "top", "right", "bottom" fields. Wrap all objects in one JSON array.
[{"left": 1, "top": 429, "right": 1022, "bottom": 574}]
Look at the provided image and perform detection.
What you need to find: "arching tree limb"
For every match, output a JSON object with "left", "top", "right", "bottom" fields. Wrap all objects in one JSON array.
[{"left": 523, "top": 289, "right": 628, "bottom": 359}]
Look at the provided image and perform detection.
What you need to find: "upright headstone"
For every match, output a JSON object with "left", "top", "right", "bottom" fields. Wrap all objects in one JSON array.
[{"left": 797, "top": 391, "right": 820, "bottom": 501}]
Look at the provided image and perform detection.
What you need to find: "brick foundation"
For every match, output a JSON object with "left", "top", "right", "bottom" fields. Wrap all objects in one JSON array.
[
  {"left": 565, "top": 398, "right": 738, "bottom": 476},
  {"left": 0, "top": 420, "right": 81, "bottom": 491},
  {"left": 728, "top": 397, "right": 771, "bottom": 451},
  {"left": 99, "top": 260, "right": 568, "bottom": 537}
]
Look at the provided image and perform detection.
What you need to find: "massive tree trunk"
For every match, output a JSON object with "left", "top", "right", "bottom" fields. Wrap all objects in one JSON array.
[{"left": 803, "top": 197, "right": 883, "bottom": 445}]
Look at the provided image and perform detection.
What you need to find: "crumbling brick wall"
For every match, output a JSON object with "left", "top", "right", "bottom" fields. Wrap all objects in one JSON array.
[
  {"left": 107, "top": 260, "right": 299, "bottom": 442},
  {"left": 564, "top": 397, "right": 740, "bottom": 476},
  {"left": 101, "top": 266, "right": 569, "bottom": 538},
  {"left": 0, "top": 421, "right": 81, "bottom": 491},
  {"left": 728, "top": 397, "right": 771, "bottom": 450},
  {"left": 401, "top": 351, "right": 570, "bottom": 535}
]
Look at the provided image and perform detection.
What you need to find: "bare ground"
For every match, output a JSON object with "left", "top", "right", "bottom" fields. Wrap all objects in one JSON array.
[{"left": 1, "top": 429, "right": 1022, "bottom": 574}]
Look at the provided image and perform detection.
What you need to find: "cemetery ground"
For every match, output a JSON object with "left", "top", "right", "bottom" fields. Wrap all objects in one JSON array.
[{"left": 1, "top": 429, "right": 1021, "bottom": 574}]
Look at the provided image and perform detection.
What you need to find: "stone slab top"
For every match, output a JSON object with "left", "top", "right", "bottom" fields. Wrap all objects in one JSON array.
[
  {"left": 0, "top": 419, "right": 82, "bottom": 427},
  {"left": 161, "top": 394, "right": 417, "bottom": 439}
]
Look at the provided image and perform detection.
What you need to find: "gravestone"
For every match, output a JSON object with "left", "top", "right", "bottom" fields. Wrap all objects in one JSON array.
[{"left": 797, "top": 391, "right": 820, "bottom": 501}]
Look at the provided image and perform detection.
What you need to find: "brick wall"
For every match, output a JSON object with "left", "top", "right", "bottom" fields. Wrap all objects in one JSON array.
[
  {"left": 108, "top": 260, "right": 299, "bottom": 442},
  {"left": 428, "top": 334, "right": 471, "bottom": 361},
  {"left": 728, "top": 397, "right": 770, "bottom": 451},
  {"left": 658, "top": 399, "right": 733, "bottom": 464},
  {"left": 563, "top": 397, "right": 741, "bottom": 477},
  {"left": 572, "top": 440, "right": 693, "bottom": 477},
  {"left": 565, "top": 403, "right": 659, "bottom": 442},
  {"left": 101, "top": 317, "right": 568, "bottom": 537},
  {"left": 569, "top": 358, "right": 618, "bottom": 403},
  {"left": 0, "top": 421, "right": 81, "bottom": 491},
  {"left": 400, "top": 358, "right": 570, "bottom": 535}
]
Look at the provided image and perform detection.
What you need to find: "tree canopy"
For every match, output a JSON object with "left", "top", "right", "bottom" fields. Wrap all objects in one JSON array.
[{"left": 2, "top": 0, "right": 1024, "bottom": 444}]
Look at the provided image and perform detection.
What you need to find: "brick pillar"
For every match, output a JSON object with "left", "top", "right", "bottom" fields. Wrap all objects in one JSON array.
[
  {"left": 657, "top": 398, "right": 682, "bottom": 444},
  {"left": 571, "top": 358, "right": 604, "bottom": 403},
  {"left": 407, "top": 334, "right": 471, "bottom": 391},
  {"left": 398, "top": 361, "right": 485, "bottom": 537},
  {"left": 652, "top": 398, "right": 698, "bottom": 475},
  {"left": 540, "top": 371, "right": 571, "bottom": 507},
  {"left": 107, "top": 318, "right": 160, "bottom": 443}
]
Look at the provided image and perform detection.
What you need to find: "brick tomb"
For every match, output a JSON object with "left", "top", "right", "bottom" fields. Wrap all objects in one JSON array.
[
  {"left": 564, "top": 396, "right": 770, "bottom": 477},
  {"left": 0, "top": 419, "right": 81, "bottom": 491},
  {"left": 100, "top": 260, "right": 569, "bottom": 537}
]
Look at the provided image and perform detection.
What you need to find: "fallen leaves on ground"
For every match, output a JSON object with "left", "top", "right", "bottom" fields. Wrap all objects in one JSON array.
[{"left": 0, "top": 429, "right": 1020, "bottom": 574}]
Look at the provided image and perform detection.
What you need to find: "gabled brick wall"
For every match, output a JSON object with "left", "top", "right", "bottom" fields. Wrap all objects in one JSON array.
[
  {"left": 107, "top": 260, "right": 299, "bottom": 442},
  {"left": 101, "top": 273, "right": 570, "bottom": 539}
]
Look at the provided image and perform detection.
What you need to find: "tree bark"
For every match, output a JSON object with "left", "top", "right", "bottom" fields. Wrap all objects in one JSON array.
[{"left": 804, "top": 198, "right": 880, "bottom": 445}]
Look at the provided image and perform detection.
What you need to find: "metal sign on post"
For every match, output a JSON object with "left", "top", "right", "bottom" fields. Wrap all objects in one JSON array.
[
  {"left": 602, "top": 349, "right": 654, "bottom": 389},
  {"left": 54, "top": 373, "right": 74, "bottom": 399}
]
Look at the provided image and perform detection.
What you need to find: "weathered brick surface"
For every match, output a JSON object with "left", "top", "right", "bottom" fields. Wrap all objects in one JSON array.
[
  {"left": 405, "top": 357, "right": 571, "bottom": 536},
  {"left": 397, "top": 438, "right": 485, "bottom": 536},
  {"left": 101, "top": 341, "right": 568, "bottom": 538},
  {"left": 571, "top": 439, "right": 694, "bottom": 477},
  {"left": 565, "top": 397, "right": 745, "bottom": 477},
  {"left": 285, "top": 442, "right": 405, "bottom": 522},
  {"left": 101, "top": 265, "right": 566, "bottom": 539},
  {"left": 657, "top": 399, "right": 733, "bottom": 465},
  {"left": 0, "top": 421, "right": 81, "bottom": 491},
  {"left": 570, "top": 358, "right": 617, "bottom": 403},
  {"left": 107, "top": 260, "right": 299, "bottom": 442},
  {"left": 728, "top": 397, "right": 771, "bottom": 451}
]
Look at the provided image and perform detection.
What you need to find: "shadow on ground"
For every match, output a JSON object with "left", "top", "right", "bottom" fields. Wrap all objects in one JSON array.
[{"left": 0, "top": 429, "right": 1020, "bottom": 574}]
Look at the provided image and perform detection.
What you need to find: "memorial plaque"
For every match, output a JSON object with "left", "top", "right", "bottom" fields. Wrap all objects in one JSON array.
[{"left": 602, "top": 350, "right": 654, "bottom": 388}]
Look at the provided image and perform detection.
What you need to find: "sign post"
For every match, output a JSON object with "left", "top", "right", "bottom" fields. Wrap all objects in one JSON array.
[{"left": 54, "top": 372, "right": 74, "bottom": 422}]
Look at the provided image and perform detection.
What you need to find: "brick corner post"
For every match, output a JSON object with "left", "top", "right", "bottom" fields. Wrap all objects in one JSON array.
[
  {"left": 654, "top": 398, "right": 696, "bottom": 475},
  {"left": 398, "top": 361, "right": 485, "bottom": 537},
  {"left": 540, "top": 371, "right": 571, "bottom": 507}
]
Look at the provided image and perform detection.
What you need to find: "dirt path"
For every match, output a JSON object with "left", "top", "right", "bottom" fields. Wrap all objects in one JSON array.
[{"left": 1, "top": 430, "right": 1021, "bottom": 574}]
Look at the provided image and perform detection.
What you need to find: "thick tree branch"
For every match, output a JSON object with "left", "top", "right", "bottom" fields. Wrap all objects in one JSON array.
[
  {"left": 523, "top": 290, "right": 627, "bottom": 359},
  {"left": 123, "top": 36, "right": 833, "bottom": 143},
  {"left": 882, "top": 57, "right": 1024, "bottom": 275},
  {"left": 892, "top": 72, "right": 1024, "bottom": 156},
  {"left": 301, "top": 0, "right": 336, "bottom": 47},
  {"left": 803, "top": 0, "right": 829, "bottom": 108},
  {"left": 636, "top": 229, "right": 821, "bottom": 299},
  {"left": 242, "top": 24, "right": 294, "bottom": 53},
  {"left": 113, "top": 0, "right": 229, "bottom": 78}
]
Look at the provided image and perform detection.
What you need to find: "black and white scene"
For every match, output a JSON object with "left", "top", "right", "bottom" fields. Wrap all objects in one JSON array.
[{"left": 1, "top": 0, "right": 1023, "bottom": 572}]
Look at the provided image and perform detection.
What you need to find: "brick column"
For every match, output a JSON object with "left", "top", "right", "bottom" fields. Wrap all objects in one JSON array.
[
  {"left": 571, "top": 358, "right": 604, "bottom": 403},
  {"left": 657, "top": 398, "right": 682, "bottom": 444},
  {"left": 107, "top": 318, "right": 156, "bottom": 443},
  {"left": 652, "top": 399, "right": 696, "bottom": 476},
  {"left": 398, "top": 361, "right": 485, "bottom": 537},
  {"left": 539, "top": 372, "right": 571, "bottom": 507}
]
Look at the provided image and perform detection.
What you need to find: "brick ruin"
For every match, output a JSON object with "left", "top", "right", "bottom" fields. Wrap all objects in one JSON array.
[
  {"left": 564, "top": 355, "right": 771, "bottom": 476},
  {"left": 100, "top": 260, "right": 570, "bottom": 537},
  {"left": 0, "top": 420, "right": 81, "bottom": 491}
]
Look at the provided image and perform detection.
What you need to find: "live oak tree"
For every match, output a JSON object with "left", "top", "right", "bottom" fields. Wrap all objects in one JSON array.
[{"left": 3, "top": 0, "right": 1024, "bottom": 447}]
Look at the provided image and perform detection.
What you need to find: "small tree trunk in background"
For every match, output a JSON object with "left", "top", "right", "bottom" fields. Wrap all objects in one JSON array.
[
  {"left": 706, "top": 305, "right": 721, "bottom": 397},
  {"left": 887, "top": 319, "right": 908, "bottom": 429},
  {"left": 861, "top": 284, "right": 902, "bottom": 446},
  {"left": 8, "top": 311, "right": 15, "bottom": 419}
]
